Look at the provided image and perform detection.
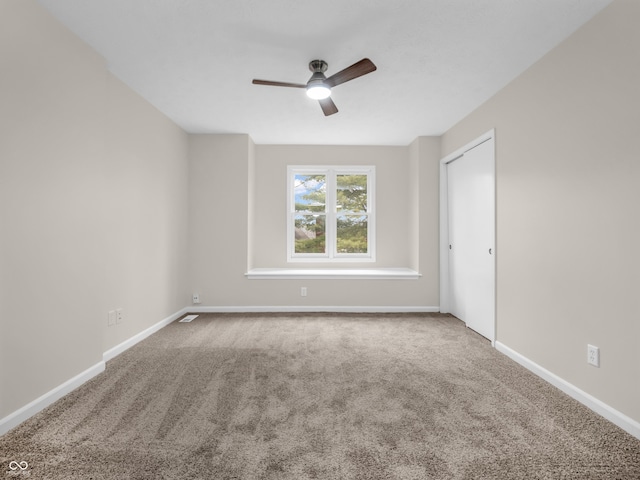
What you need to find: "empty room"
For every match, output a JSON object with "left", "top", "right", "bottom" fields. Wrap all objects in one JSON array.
[{"left": 1, "top": 0, "right": 639, "bottom": 478}]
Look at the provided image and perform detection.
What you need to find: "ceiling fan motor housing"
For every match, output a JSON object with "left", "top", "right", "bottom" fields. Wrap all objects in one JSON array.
[
  {"left": 309, "top": 60, "right": 328, "bottom": 73},
  {"left": 308, "top": 71, "right": 327, "bottom": 85}
]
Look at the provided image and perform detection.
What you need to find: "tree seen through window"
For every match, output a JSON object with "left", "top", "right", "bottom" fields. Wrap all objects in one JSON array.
[{"left": 292, "top": 170, "right": 371, "bottom": 258}]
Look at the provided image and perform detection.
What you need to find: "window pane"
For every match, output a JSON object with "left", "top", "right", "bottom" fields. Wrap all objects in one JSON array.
[
  {"left": 336, "top": 215, "right": 368, "bottom": 254},
  {"left": 294, "top": 174, "right": 326, "bottom": 213},
  {"left": 336, "top": 174, "right": 367, "bottom": 213},
  {"left": 294, "top": 214, "right": 326, "bottom": 254}
]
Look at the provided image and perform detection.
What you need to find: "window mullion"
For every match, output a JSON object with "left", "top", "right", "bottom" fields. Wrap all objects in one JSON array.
[{"left": 326, "top": 170, "right": 336, "bottom": 259}]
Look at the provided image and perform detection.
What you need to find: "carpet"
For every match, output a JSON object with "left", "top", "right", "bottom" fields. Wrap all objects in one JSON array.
[{"left": 1, "top": 313, "right": 639, "bottom": 479}]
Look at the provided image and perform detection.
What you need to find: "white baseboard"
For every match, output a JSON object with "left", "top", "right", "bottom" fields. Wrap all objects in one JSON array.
[
  {"left": 186, "top": 305, "right": 440, "bottom": 313},
  {"left": 495, "top": 341, "right": 640, "bottom": 441},
  {"left": 0, "top": 362, "right": 105, "bottom": 436},
  {"left": 0, "top": 307, "right": 189, "bottom": 437},
  {"left": 103, "top": 307, "right": 189, "bottom": 362}
]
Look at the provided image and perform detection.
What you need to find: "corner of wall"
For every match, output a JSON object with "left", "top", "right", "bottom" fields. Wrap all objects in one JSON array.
[{"left": 247, "top": 136, "right": 256, "bottom": 271}]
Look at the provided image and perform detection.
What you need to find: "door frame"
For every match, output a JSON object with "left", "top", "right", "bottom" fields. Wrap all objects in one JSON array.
[{"left": 439, "top": 129, "right": 496, "bottom": 341}]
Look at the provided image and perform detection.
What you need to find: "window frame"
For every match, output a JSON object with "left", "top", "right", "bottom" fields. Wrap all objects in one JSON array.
[{"left": 287, "top": 165, "right": 376, "bottom": 263}]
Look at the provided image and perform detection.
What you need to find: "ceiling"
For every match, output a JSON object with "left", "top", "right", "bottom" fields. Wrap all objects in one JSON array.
[{"left": 36, "top": 0, "right": 611, "bottom": 145}]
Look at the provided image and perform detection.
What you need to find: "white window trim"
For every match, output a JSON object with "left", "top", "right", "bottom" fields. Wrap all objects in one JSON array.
[{"left": 287, "top": 165, "right": 376, "bottom": 263}]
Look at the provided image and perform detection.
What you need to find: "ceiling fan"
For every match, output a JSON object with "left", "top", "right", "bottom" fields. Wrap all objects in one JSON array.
[{"left": 252, "top": 58, "right": 377, "bottom": 116}]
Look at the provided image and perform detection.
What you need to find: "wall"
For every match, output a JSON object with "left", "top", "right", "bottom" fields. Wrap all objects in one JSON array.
[
  {"left": 441, "top": 0, "right": 640, "bottom": 423},
  {"left": 0, "top": 0, "right": 106, "bottom": 419},
  {"left": 253, "top": 145, "right": 411, "bottom": 268},
  {"left": 0, "top": 0, "right": 189, "bottom": 422},
  {"left": 188, "top": 134, "right": 252, "bottom": 307},
  {"left": 102, "top": 74, "right": 189, "bottom": 352},
  {"left": 188, "top": 138, "right": 440, "bottom": 309},
  {"left": 410, "top": 137, "right": 441, "bottom": 305}
]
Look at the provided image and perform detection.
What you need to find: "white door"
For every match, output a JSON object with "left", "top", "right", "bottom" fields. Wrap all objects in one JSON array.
[{"left": 447, "top": 139, "right": 495, "bottom": 341}]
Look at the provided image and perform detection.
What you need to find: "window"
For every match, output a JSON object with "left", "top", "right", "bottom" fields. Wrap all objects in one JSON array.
[{"left": 288, "top": 166, "right": 375, "bottom": 262}]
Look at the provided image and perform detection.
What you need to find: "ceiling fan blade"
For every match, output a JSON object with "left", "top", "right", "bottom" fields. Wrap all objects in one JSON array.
[
  {"left": 325, "top": 58, "right": 377, "bottom": 88},
  {"left": 252, "top": 79, "right": 306, "bottom": 88},
  {"left": 319, "top": 97, "right": 338, "bottom": 116}
]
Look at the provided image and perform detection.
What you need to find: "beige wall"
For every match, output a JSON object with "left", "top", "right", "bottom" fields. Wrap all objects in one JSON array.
[
  {"left": 188, "top": 134, "right": 252, "bottom": 306},
  {"left": 0, "top": 1, "right": 189, "bottom": 420},
  {"left": 411, "top": 137, "right": 441, "bottom": 303},
  {"left": 253, "top": 145, "right": 411, "bottom": 268},
  {"left": 441, "top": 0, "right": 640, "bottom": 422},
  {"left": 187, "top": 138, "right": 441, "bottom": 308},
  {"left": 102, "top": 74, "right": 189, "bottom": 352}
]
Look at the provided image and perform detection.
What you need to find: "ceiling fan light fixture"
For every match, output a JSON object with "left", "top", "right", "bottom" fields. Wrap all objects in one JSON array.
[
  {"left": 252, "top": 58, "right": 376, "bottom": 116},
  {"left": 306, "top": 82, "right": 331, "bottom": 100}
]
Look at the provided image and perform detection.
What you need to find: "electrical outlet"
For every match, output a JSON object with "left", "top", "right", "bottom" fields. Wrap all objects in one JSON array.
[
  {"left": 587, "top": 344, "right": 600, "bottom": 367},
  {"left": 192, "top": 293, "right": 201, "bottom": 304},
  {"left": 116, "top": 308, "right": 123, "bottom": 324},
  {"left": 108, "top": 310, "right": 116, "bottom": 327},
  {"left": 301, "top": 287, "right": 307, "bottom": 297}
]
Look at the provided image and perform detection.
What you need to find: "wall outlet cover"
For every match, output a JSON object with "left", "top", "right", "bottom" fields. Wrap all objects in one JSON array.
[{"left": 587, "top": 344, "right": 600, "bottom": 367}]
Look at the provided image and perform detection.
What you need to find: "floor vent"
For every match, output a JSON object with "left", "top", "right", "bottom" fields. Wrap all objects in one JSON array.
[{"left": 179, "top": 315, "right": 198, "bottom": 323}]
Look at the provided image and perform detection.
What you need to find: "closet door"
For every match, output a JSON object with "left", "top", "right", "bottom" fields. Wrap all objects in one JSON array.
[{"left": 447, "top": 139, "right": 495, "bottom": 341}]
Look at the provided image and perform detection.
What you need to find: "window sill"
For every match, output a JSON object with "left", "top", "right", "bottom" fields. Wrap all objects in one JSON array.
[{"left": 245, "top": 268, "right": 421, "bottom": 280}]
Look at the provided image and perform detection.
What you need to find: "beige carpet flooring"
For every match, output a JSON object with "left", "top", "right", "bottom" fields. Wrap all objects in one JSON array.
[{"left": 1, "top": 313, "right": 639, "bottom": 479}]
